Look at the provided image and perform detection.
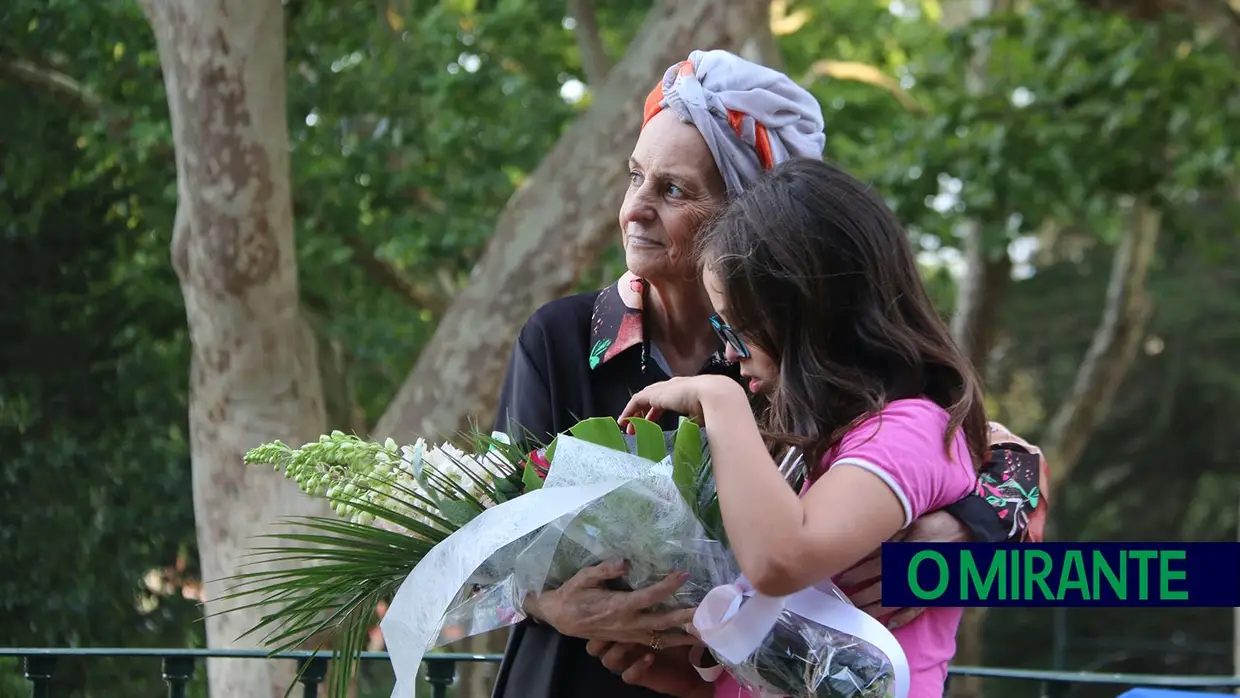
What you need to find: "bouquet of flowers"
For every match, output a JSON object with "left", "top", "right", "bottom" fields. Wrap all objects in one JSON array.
[{"left": 224, "top": 417, "right": 907, "bottom": 698}]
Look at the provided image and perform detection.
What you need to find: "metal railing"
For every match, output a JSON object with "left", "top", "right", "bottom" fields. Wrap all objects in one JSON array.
[
  {"left": 3, "top": 648, "right": 1240, "bottom": 698},
  {"left": 0, "top": 648, "right": 494, "bottom": 698}
]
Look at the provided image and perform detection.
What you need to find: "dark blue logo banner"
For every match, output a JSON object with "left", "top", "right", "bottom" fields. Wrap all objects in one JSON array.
[{"left": 880, "top": 542, "right": 1240, "bottom": 607}]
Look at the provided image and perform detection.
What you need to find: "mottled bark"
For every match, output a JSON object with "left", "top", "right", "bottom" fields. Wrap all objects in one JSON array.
[
  {"left": 139, "top": 1, "right": 329, "bottom": 696},
  {"left": 372, "top": 0, "right": 770, "bottom": 443}
]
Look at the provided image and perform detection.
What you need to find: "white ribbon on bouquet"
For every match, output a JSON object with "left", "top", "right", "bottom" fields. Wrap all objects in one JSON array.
[{"left": 693, "top": 576, "right": 911, "bottom": 698}]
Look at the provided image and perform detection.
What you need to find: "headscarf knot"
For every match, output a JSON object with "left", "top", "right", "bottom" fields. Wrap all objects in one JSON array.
[{"left": 642, "top": 49, "right": 827, "bottom": 197}]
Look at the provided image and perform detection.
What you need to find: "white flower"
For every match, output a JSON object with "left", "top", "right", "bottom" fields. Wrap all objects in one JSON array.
[{"left": 413, "top": 442, "right": 512, "bottom": 506}]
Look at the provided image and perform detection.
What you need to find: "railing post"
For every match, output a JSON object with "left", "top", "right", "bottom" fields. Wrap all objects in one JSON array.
[
  {"left": 162, "top": 656, "right": 195, "bottom": 698},
  {"left": 1041, "top": 677, "right": 1070, "bottom": 698},
  {"left": 425, "top": 658, "right": 457, "bottom": 698},
  {"left": 299, "top": 656, "right": 329, "bottom": 698},
  {"left": 22, "top": 655, "right": 56, "bottom": 698}
]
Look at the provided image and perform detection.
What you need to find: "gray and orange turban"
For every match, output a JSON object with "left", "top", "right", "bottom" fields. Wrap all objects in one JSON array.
[{"left": 643, "top": 49, "right": 827, "bottom": 197}]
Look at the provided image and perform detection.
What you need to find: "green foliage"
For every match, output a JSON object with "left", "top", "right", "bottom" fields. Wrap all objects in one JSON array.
[
  {"left": 566, "top": 416, "right": 628, "bottom": 452},
  {"left": 781, "top": 0, "right": 1239, "bottom": 259},
  {"left": 285, "top": 0, "right": 594, "bottom": 422},
  {"left": 224, "top": 514, "right": 432, "bottom": 698},
  {"left": 0, "top": 12, "right": 197, "bottom": 693},
  {"left": 672, "top": 418, "right": 704, "bottom": 510},
  {"left": 520, "top": 461, "right": 546, "bottom": 492},
  {"left": 626, "top": 416, "right": 669, "bottom": 461}
]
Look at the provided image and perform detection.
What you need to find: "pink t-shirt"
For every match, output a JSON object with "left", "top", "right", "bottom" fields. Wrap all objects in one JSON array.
[{"left": 712, "top": 398, "right": 976, "bottom": 698}]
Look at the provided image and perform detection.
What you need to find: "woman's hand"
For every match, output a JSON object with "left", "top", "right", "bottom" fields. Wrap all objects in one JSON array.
[
  {"left": 585, "top": 641, "right": 714, "bottom": 698},
  {"left": 523, "top": 559, "right": 699, "bottom": 647},
  {"left": 618, "top": 375, "right": 740, "bottom": 429},
  {"left": 835, "top": 510, "right": 970, "bottom": 628}
]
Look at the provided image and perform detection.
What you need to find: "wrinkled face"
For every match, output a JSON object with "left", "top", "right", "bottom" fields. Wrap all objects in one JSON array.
[
  {"left": 702, "top": 266, "right": 779, "bottom": 395},
  {"left": 619, "top": 110, "right": 727, "bottom": 283}
]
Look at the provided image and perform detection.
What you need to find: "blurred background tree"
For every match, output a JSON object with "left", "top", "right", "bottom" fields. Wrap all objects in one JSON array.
[{"left": 1, "top": 0, "right": 1237, "bottom": 696}]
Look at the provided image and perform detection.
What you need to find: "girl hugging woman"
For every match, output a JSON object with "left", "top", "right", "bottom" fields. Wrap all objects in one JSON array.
[{"left": 618, "top": 157, "right": 986, "bottom": 698}]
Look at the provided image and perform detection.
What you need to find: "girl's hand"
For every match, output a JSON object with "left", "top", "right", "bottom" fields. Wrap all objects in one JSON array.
[{"left": 619, "top": 375, "right": 739, "bottom": 430}]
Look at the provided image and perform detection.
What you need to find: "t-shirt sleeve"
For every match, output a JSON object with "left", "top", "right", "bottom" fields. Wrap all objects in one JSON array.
[{"left": 823, "top": 399, "right": 975, "bottom": 528}]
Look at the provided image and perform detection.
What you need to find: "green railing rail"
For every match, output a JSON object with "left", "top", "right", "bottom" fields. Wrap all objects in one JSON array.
[{"left": 3, "top": 648, "right": 1240, "bottom": 698}]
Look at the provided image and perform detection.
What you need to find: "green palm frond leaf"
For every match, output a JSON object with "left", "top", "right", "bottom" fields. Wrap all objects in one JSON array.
[
  {"left": 223, "top": 427, "right": 542, "bottom": 698},
  {"left": 214, "top": 509, "right": 426, "bottom": 651}
]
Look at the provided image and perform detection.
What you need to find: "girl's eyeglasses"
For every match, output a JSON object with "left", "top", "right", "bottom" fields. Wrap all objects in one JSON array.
[{"left": 709, "top": 314, "right": 750, "bottom": 359}]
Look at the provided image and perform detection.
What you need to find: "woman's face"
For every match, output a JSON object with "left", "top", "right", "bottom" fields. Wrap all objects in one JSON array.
[
  {"left": 619, "top": 110, "right": 726, "bottom": 284},
  {"left": 701, "top": 266, "right": 779, "bottom": 396}
]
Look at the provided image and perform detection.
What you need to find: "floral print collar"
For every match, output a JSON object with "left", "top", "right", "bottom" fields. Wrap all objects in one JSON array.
[
  {"left": 589, "top": 271, "right": 649, "bottom": 370},
  {"left": 589, "top": 270, "right": 732, "bottom": 373}
]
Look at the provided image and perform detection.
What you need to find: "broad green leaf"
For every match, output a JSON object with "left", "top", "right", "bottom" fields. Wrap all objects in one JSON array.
[
  {"left": 702, "top": 499, "right": 728, "bottom": 547},
  {"left": 568, "top": 416, "right": 628, "bottom": 452},
  {"left": 625, "top": 417, "right": 667, "bottom": 461},
  {"left": 545, "top": 435, "right": 559, "bottom": 463},
  {"left": 493, "top": 475, "right": 522, "bottom": 502},
  {"left": 438, "top": 499, "right": 484, "bottom": 527},
  {"left": 522, "top": 461, "right": 545, "bottom": 492},
  {"left": 672, "top": 418, "right": 703, "bottom": 508}
]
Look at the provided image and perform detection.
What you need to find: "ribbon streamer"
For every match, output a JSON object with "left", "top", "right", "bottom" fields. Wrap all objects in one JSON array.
[{"left": 694, "top": 578, "right": 911, "bottom": 698}]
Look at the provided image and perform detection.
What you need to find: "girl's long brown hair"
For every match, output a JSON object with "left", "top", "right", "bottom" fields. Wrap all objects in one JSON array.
[{"left": 697, "top": 158, "right": 989, "bottom": 471}]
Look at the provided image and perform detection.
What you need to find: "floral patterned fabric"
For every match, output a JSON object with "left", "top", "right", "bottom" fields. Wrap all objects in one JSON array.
[
  {"left": 588, "top": 270, "right": 649, "bottom": 370},
  {"left": 588, "top": 270, "right": 731, "bottom": 375},
  {"left": 979, "top": 422, "right": 1050, "bottom": 542}
]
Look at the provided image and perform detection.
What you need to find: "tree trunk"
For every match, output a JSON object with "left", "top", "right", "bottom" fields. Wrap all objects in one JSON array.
[
  {"left": 371, "top": 0, "right": 770, "bottom": 443},
  {"left": 567, "top": 0, "right": 612, "bottom": 86},
  {"left": 139, "top": 1, "right": 330, "bottom": 696},
  {"left": 1041, "top": 198, "right": 1160, "bottom": 484},
  {"left": 950, "top": 220, "right": 1013, "bottom": 380},
  {"left": 740, "top": 1, "right": 783, "bottom": 70},
  {"left": 306, "top": 305, "right": 368, "bottom": 434}
]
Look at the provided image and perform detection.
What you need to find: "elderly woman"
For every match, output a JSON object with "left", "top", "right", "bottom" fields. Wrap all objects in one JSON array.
[{"left": 490, "top": 49, "right": 1042, "bottom": 698}]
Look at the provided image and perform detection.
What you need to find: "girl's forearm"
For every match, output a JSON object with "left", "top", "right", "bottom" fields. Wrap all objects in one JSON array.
[{"left": 699, "top": 380, "right": 808, "bottom": 590}]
